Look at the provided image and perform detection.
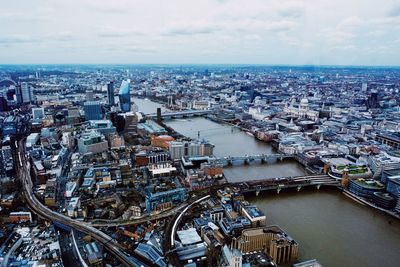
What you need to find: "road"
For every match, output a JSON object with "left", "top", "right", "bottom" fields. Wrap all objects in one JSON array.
[
  {"left": 90, "top": 202, "right": 187, "bottom": 227},
  {"left": 12, "top": 139, "right": 155, "bottom": 267}
]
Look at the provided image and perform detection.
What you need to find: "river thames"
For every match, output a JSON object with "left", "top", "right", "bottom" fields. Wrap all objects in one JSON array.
[{"left": 134, "top": 98, "right": 400, "bottom": 267}]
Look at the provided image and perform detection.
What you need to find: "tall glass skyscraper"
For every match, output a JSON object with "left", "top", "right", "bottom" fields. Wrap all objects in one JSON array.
[
  {"left": 107, "top": 81, "right": 115, "bottom": 106},
  {"left": 119, "top": 79, "right": 131, "bottom": 112}
]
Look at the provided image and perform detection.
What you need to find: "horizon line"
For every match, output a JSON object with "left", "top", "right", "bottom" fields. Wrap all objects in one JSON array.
[{"left": 1, "top": 63, "right": 400, "bottom": 68}]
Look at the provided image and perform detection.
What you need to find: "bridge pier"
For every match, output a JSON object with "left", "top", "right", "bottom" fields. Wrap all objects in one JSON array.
[
  {"left": 297, "top": 186, "right": 302, "bottom": 192},
  {"left": 277, "top": 187, "right": 281, "bottom": 194},
  {"left": 244, "top": 159, "right": 250, "bottom": 165},
  {"left": 280, "top": 157, "right": 283, "bottom": 161},
  {"left": 316, "top": 184, "right": 321, "bottom": 190},
  {"left": 256, "top": 189, "right": 260, "bottom": 196}
]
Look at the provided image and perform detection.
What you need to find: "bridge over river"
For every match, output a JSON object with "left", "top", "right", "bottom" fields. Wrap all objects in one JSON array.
[
  {"left": 217, "top": 153, "right": 293, "bottom": 166},
  {"left": 145, "top": 109, "right": 215, "bottom": 120},
  {"left": 233, "top": 174, "right": 340, "bottom": 195}
]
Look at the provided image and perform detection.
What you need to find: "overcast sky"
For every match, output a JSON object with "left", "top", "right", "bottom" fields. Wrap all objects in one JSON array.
[{"left": 1, "top": 0, "right": 400, "bottom": 65}]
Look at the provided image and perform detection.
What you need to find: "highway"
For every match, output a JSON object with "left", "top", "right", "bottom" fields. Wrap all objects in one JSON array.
[{"left": 13, "top": 139, "right": 155, "bottom": 267}]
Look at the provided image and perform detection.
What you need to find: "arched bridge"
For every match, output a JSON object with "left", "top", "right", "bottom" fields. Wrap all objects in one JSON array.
[{"left": 217, "top": 154, "right": 294, "bottom": 166}]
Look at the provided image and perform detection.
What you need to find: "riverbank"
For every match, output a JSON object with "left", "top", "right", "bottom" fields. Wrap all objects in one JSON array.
[{"left": 343, "top": 189, "right": 400, "bottom": 220}]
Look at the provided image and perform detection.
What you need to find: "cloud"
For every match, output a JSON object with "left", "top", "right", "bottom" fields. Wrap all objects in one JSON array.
[
  {"left": 388, "top": 5, "right": 400, "bottom": 17},
  {"left": 0, "top": 0, "right": 399, "bottom": 65},
  {"left": 319, "top": 28, "right": 356, "bottom": 45},
  {"left": 163, "top": 23, "right": 220, "bottom": 36},
  {"left": 0, "top": 34, "right": 41, "bottom": 45}
]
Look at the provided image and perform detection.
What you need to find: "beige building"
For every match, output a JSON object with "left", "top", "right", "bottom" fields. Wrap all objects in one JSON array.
[
  {"left": 231, "top": 226, "right": 298, "bottom": 265},
  {"left": 270, "top": 234, "right": 299, "bottom": 265}
]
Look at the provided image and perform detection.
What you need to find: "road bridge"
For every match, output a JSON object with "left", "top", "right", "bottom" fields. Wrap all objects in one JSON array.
[
  {"left": 217, "top": 154, "right": 293, "bottom": 166},
  {"left": 145, "top": 109, "right": 215, "bottom": 120}
]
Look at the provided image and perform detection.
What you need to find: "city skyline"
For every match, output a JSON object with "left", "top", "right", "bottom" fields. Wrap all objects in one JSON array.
[{"left": 1, "top": 0, "right": 400, "bottom": 66}]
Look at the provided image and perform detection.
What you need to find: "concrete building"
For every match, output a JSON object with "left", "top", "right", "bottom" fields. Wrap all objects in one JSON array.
[
  {"left": 240, "top": 205, "right": 266, "bottom": 227},
  {"left": 230, "top": 226, "right": 298, "bottom": 265},
  {"left": 76, "top": 130, "right": 108, "bottom": 154},
  {"left": 169, "top": 140, "right": 214, "bottom": 160},
  {"left": 270, "top": 234, "right": 299, "bottom": 265},
  {"left": 146, "top": 187, "right": 187, "bottom": 212},
  {"left": 89, "top": 119, "right": 116, "bottom": 134},
  {"left": 21, "top": 82, "right": 33, "bottom": 103}
]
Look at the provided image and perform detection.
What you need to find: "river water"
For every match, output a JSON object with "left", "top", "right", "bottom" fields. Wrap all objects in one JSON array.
[{"left": 134, "top": 98, "right": 400, "bottom": 267}]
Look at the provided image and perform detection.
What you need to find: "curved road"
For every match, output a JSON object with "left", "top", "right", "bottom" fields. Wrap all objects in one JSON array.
[{"left": 13, "top": 140, "right": 155, "bottom": 267}]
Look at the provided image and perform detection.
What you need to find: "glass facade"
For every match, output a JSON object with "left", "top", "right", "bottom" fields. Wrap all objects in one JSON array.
[
  {"left": 84, "top": 101, "right": 103, "bottom": 121},
  {"left": 119, "top": 80, "right": 131, "bottom": 112}
]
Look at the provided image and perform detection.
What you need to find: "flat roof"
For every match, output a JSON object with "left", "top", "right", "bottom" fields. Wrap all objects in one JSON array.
[{"left": 177, "top": 228, "right": 202, "bottom": 245}]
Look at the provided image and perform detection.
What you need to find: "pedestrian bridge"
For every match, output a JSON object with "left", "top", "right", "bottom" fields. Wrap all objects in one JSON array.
[
  {"left": 233, "top": 175, "right": 340, "bottom": 195},
  {"left": 145, "top": 109, "right": 215, "bottom": 120}
]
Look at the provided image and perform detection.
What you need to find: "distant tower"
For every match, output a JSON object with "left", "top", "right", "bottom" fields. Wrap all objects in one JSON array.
[
  {"left": 21, "top": 82, "right": 33, "bottom": 103},
  {"left": 157, "top": 108, "right": 162, "bottom": 123},
  {"left": 15, "top": 85, "right": 23, "bottom": 104},
  {"left": 167, "top": 96, "right": 173, "bottom": 108},
  {"left": 86, "top": 90, "right": 94, "bottom": 101},
  {"left": 367, "top": 91, "right": 379, "bottom": 109},
  {"left": 319, "top": 132, "right": 324, "bottom": 144},
  {"left": 362, "top": 83, "right": 368, "bottom": 93},
  {"left": 107, "top": 81, "right": 115, "bottom": 106}
]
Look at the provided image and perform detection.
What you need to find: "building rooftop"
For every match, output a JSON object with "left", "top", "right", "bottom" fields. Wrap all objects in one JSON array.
[{"left": 177, "top": 228, "right": 202, "bottom": 246}]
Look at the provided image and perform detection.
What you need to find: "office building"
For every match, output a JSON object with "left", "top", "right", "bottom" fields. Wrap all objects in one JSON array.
[
  {"left": 270, "top": 234, "right": 299, "bottom": 265},
  {"left": 169, "top": 140, "right": 214, "bottom": 160},
  {"left": 15, "top": 84, "right": 23, "bottom": 104},
  {"left": 175, "top": 228, "right": 207, "bottom": 262},
  {"left": 146, "top": 187, "right": 187, "bottom": 212},
  {"left": 21, "top": 82, "right": 33, "bottom": 103},
  {"left": 240, "top": 205, "right": 266, "bottom": 227},
  {"left": 375, "top": 132, "right": 400, "bottom": 149},
  {"left": 231, "top": 226, "right": 298, "bottom": 265},
  {"left": 119, "top": 79, "right": 131, "bottom": 112},
  {"left": 84, "top": 101, "right": 103, "bottom": 121},
  {"left": 76, "top": 130, "right": 108, "bottom": 154},
  {"left": 348, "top": 178, "right": 385, "bottom": 199},
  {"left": 32, "top": 107, "right": 45, "bottom": 120},
  {"left": 107, "top": 81, "right": 115, "bottom": 106},
  {"left": 1, "top": 145, "right": 13, "bottom": 175},
  {"left": 362, "top": 82, "right": 368, "bottom": 92},
  {"left": 366, "top": 91, "right": 379, "bottom": 109},
  {"left": 88, "top": 120, "right": 116, "bottom": 134},
  {"left": 222, "top": 245, "right": 242, "bottom": 267},
  {"left": 86, "top": 90, "right": 94, "bottom": 101}
]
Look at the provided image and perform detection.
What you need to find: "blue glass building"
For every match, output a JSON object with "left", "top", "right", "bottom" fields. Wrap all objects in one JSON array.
[
  {"left": 119, "top": 79, "right": 131, "bottom": 112},
  {"left": 84, "top": 101, "right": 103, "bottom": 121}
]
